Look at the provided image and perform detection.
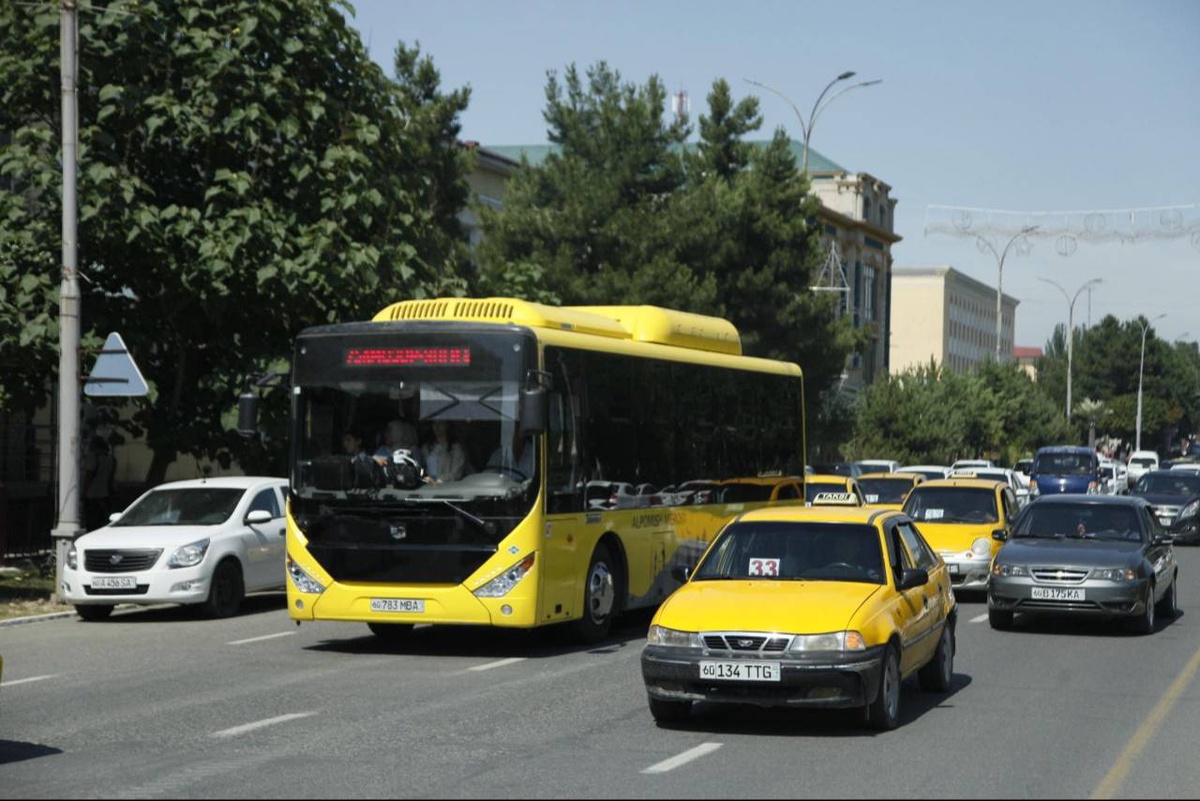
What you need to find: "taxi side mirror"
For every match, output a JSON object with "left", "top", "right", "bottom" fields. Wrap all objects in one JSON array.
[{"left": 897, "top": 568, "right": 928, "bottom": 590}]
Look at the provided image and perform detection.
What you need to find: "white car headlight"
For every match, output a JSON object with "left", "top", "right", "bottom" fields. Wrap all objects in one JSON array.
[
  {"left": 286, "top": 554, "right": 326, "bottom": 594},
  {"left": 67, "top": 543, "right": 78, "bottom": 570},
  {"left": 473, "top": 554, "right": 535, "bottom": 598},
  {"left": 971, "top": 537, "right": 992, "bottom": 556},
  {"left": 647, "top": 625, "right": 701, "bottom": 647},
  {"left": 992, "top": 563, "right": 1028, "bottom": 577},
  {"left": 1091, "top": 567, "right": 1136, "bottom": 581},
  {"left": 787, "top": 631, "right": 866, "bottom": 652},
  {"left": 166, "top": 538, "right": 210, "bottom": 568}
]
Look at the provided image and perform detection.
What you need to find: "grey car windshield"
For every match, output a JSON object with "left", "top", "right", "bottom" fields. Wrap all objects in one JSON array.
[
  {"left": 1014, "top": 504, "right": 1144, "bottom": 542},
  {"left": 1136, "top": 473, "right": 1200, "bottom": 495},
  {"left": 113, "top": 488, "right": 245, "bottom": 526},
  {"left": 694, "top": 521, "right": 885, "bottom": 584}
]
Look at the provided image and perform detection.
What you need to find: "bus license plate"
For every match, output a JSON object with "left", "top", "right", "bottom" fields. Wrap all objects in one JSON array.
[
  {"left": 1031, "top": 587, "right": 1085, "bottom": 601},
  {"left": 699, "top": 660, "right": 780, "bottom": 682},
  {"left": 92, "top": 576, "right": 136, "bottom": 590},
  {"left": 370, "top": 598, "right": 425, "bottom": 613}
]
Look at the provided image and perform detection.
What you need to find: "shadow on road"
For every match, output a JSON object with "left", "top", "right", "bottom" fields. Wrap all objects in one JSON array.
[
  {"left": 0, "top": 739, "right": 63, "bottom": 765},
  {"left": 65, "top": 591, "right": 288, "bottom": 624}
]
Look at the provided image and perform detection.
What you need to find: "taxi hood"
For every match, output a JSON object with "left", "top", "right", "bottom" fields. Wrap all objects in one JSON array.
[
  {"left": 655, "top": 580, "right": 882, "bottom": 634},
  {"left": 914, "top": 522, "right": 997, "bottom": 551}
]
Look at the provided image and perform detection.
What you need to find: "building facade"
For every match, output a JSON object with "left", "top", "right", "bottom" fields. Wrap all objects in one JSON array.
[{"left": 889, "top": 266, "right": 1019, "bottom": 374}]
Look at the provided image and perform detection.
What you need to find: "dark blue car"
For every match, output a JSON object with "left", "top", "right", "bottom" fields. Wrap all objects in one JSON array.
[{"left": 1029, "top": 446, "right": 1100, "bottom": 498}]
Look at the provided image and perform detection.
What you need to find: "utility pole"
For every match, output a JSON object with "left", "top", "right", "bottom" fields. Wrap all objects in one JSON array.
[{"left": 50, "top": 0, "right": 83, "bottom": 602}]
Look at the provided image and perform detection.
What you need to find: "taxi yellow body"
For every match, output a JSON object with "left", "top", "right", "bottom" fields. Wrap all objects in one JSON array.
[
  {"left": 804, "top": 474, "right": 865, "bottom": 506},
  {"left": 641, "top": 505, "right": 958, "bottom": 730},
  {"left": 857, "top": 472, "right": 925, "bottom": 509},
  {"left": 900, "top": 478, "right": 1020, "bottom": 592}
]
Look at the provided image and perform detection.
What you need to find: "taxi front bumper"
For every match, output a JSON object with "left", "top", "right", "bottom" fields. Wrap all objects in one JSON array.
[
  {"left": 641, "top": 644, "right": 886, "bottom": 710},
  {"left": 941, "top": 553, "right": 992, "bottom": 591}
]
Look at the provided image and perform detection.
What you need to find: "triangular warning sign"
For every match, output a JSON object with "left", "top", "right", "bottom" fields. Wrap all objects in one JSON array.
[{"left": 84, "top": 332, "right": 149, "bottom": 397}]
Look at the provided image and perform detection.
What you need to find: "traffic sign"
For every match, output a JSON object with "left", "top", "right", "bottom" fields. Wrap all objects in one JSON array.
[{"left": 84, "top": 332, "right": 149, "bottom": 397}]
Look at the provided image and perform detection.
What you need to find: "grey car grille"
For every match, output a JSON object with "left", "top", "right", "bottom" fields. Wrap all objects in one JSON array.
[
  {"left": 702, "top": 633, "right": 790, "bottom": 652},
  {"left": 1030, "top": 567, "right": 1089, "bottom": 583},
  {"left": 84, "top": 549, "right": 163, "bottom": 573}
]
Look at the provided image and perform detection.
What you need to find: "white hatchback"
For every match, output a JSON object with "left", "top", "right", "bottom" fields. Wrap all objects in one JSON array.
[{"left": 61, "top": 476, "right": 289, "bottom": 620}]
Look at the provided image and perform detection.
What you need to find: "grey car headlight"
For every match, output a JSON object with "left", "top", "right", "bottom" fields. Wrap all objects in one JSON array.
[
  {"left": 647, "top": 625, "right": 701, "bottom": 647},
  {"left": 1179, "top": 500, "right": 1199, "bottom": 522},
  {"left": 1091, "top": 567, "right": 1136, "bottom": 581},
  {"left": 167, "top": 538, "right": 210, "bottom": 568},
  {"left": 992, "top": 563, "right": 1028, "bottom": 577}
]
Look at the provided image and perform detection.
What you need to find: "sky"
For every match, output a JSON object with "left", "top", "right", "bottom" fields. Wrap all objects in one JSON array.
[{"left": 340, "top": 0, "right": 1200, "bottom": 350}]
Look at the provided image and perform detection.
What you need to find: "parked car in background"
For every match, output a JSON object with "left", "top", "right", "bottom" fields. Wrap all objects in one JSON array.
[
  {"left": 1029, "top": 446, "right": 1100, "bottom": 497},
  {"left": 641, "top": 505, "right": 957, "bottom": 730},
  {"left": 1129, "top": 469, "right": 1200, "bottom": 544},
  {"left": 987, "top": 495, "right": 1178, "bottom": 633},
  {"left": 902, "top": 477, "right": 1019, "bottom": 592},
  {"left": 60, "top": 476, "right": 290, "bottom": 620},
  {"left": 1126, "top": 450, "right": 1160, "bottom": 485}
]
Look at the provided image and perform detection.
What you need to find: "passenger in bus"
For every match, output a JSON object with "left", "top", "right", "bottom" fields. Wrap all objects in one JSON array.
[
  {"left": 484, "top": 427, "right": 535, "bottom": 480},
  {"left": 422, "top": 420, "right": 468, "bottom": 483}
]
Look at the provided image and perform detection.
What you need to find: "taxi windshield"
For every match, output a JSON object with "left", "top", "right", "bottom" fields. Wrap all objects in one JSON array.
[
  {"left": 693, "top": 521, "right": 885, "bottom": 584},
  {"left": 902, "top": 487, "right": 999, "bottom": 524},
  {"left": 857, "top": 478, "right": 913, "bottom": 504}
]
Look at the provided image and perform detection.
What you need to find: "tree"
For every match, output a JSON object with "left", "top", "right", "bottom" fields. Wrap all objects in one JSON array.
[{"left": 0, "top": 0, "right": 472, "bottom": 482}]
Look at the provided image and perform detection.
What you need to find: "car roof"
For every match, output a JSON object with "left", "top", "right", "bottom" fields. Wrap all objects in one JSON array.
[
  {"left": 148, "top": 476, "right": 287, "bottom": 490},
  {"left": 735, "top": 505, "right": 902, "bottom": 525},
  {"left": 806, "top": 474, "right": 855, "bottom": 483},
  {"left": 1035, "top": 445, "right": 1095, "bottom": 455},
  {"left": 912, "top": 478, "right": 1006, "bottom": 490},
  {"left": 1028, "top": 494, "right": 1149, "bottom": 508},
  {"left": 858, "top": 472, "right": 921, "bottom": 481}
]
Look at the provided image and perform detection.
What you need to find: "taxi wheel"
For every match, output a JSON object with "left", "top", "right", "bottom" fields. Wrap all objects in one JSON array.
[
  {"left": 648, "top": 696, "right": 692, "bottom": 725},
  {"left": 368, "top": 622, "right": 414, "bottom": 643},
  {"left": 201, "top": 559, "right": 244, "bottom": 619},
  {"left": 1155, "top": 575, "right": 1178, "bottom": 619},
  {"left": 75, "top": 604, "right": 114, "bottom": 621},
  {"left": 918, "top": 621, "right": 954, "bottom": 692},
  {"left": 569, "top": 544, "right": 618, "bottom": 644},
  {"left": 987, "top": 608, "right": 1013, "bottom": 630},
  {"left": 866, "top": 645, "right": 901, "bottom": 731}
]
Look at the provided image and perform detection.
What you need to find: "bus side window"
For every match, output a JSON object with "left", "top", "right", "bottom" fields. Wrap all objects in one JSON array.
[{"left": 546, "top": 351, "right": 582, "bottom": 513}]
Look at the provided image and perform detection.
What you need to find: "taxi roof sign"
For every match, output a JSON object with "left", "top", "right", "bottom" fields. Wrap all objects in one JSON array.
[
  {"left": 84, "top": 332, "right": 149, "bottom": 397},
  {"left": 811, "top": 491, "right": 860, "bottom": 506}
]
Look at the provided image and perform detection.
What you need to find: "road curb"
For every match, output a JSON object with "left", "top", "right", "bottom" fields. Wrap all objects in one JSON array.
[{"left": 0, "top": 610, "right": 78, "bottom": 627}]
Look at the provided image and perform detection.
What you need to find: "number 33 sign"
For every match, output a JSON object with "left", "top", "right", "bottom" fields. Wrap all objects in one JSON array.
[{"left": 748, "top": 558, "right": 780, "bottom": 576}]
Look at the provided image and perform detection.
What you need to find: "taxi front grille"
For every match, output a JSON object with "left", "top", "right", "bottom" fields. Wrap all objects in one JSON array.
[{"left": 702, "top": 634, "right": 790, "bottom": 652}]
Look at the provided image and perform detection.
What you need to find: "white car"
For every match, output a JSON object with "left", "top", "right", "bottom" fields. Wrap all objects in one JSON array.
[
  {"left": 61, "top": 476, "right": 289, "bottom": 620},
  {"left": 949, "top": 466, "right": 1030, "bottom": 507},
  {"left": 852, "top": 459, "right": 901, "bottom": 475},
  {"left": 898, "top": 464, "right": 952, "bottom": 481},
  {"left": 951, "top": 458, "right": 994, "bottom": 471},
  {"left": 1127, "top": 450, "right": 1160, "bottom": 485}
]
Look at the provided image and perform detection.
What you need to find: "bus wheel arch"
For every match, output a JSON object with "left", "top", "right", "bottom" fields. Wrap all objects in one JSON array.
[{"left": 569, "top": 534, "right": 626, "bottom": 644}]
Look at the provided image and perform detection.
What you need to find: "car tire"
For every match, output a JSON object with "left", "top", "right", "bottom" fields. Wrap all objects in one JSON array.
[
  {"left": 367, "top": 622, "right": 414, "bottom": 642},
  {"left": 865, "top": 644, "right": 901, "bottom": 731},
  {"left": 648, "top": 696, "right": 692, "bottom": 725},
  {"left": 1155, "top": 575, "right": 1179, "bottom": 619},
  {"left": 75, "top": 604, "right": 114, "bottom": 621},
  {"left": 918, "top": 620, "right": 954, "bottom": 692},
  {"left": 987, "top": 608, "right": 1013, "bottom": 630},
  {"left": 568, "top": 543, "right": 618, "bottom": 644},
  {"left": 200, "top": 559, "right": 244, "bottom": 619},
  {"left": 1131, "top": 583, "right": 1156, "bottom": 635}
]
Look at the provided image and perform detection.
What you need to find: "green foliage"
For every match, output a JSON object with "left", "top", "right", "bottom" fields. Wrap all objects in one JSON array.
[{"left": 0, "top": 0, "right": 471, "bottom": 481}]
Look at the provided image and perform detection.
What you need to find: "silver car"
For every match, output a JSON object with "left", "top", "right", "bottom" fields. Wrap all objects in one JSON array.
[{"left": 987, "top": 495, "right": 1178, "bottom": 634}]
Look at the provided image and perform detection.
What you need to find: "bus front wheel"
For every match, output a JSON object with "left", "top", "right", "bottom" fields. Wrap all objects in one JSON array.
[{"left": 570, "top": 543, "right": 618, "bottom": 644}]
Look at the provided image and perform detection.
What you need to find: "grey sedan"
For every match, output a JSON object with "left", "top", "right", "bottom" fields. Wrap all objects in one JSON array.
[{"left": 987, "top": 495, "right": 1178, "bottom": 634}]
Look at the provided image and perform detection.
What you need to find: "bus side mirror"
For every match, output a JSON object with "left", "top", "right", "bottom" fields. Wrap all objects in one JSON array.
[
  {"left": 237, "top": 391, "right": 259, "bottom": 438},
  {"left": 520, "top": 386, "right": 547, "bottom": 436}
]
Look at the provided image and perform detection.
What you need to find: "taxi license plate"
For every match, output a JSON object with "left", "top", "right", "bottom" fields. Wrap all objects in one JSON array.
[
  {"left": 1031, "top": 587, "right": 1085, "bottom": 601},
  {"left": 698, "top": 661, "right": 780, "bottom": 682},
  {"left": 92, "top": 576, "right": 136, "bottom": 590},
  {"left": 370, "top": 598, "right": 425, "bottom": 613}
]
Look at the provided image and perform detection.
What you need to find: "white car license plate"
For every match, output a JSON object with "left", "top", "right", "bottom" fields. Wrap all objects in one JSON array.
[
  {"left": 698, "top": 660, "right": 780, "bottom": 682},
  {"left": 370, "top": 598, "right": 425, "bottom": 613},
  {"left": 947, "top": 563, "right": 960, "bottom": 576},
  {"left": 1031, "top": 587, "right": 1085, "bottom": 601},
  {"left": 92, "top": 576, "right": 136, "bottom": 590}
]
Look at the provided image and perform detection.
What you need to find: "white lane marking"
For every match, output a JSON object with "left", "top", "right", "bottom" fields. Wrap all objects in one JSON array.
[
  {"left": 970, "top": 613, "right": 989, "bottom": 623},
  {"left": 1, "top": 674, "right": 58, "bottom": 688},
  {"left": 468, "top": 657, "right": 527, "bottom": 672},
  {"left": 211, "top": 711, "right": 317, "bottom": 738},
  {"left": 642, "top": 742, "right": 723, "bottom": 774},
  {"left": 227, "top": 631, "right": 296, "bottom": 646}
]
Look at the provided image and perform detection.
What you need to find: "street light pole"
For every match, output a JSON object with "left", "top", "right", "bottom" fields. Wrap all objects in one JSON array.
[
  {"left": 1039, "top": 277, "right": 1102, "bottom": 420},
  {"left": 977, "top": 226, "right": 1039, "bottom": 360},
  {"left": 1136, "top": 313, "right": 1167, "bottom": 452},
  {"left": 745, "top": 71, "right": 882, "bottom": 174}
]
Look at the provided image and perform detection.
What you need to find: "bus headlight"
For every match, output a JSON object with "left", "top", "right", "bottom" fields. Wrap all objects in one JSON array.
[
  {"left": 473, "top": 554, "right": 535, "bottom": 598},
  {"left": 287, "top": 554, "right": 326, "bottom": 594}
]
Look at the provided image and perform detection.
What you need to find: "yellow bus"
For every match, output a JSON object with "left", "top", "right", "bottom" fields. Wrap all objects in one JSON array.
[{"left": 278, "top": 297, "right": 805, "bottom": 642}]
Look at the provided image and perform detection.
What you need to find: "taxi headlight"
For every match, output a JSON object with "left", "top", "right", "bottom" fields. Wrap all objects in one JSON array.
[
  {"left": 166, "top": 538, "right": 210, "bottom": 568},
  {"left": 647, "top": 625, "right": 701, "bottom": 648},
  {"left": 1179, "top": 500, "right": 1199, "bottom": 522},
  {"left": 971, "top": 537, "right": 992, "bottom": 556},
  {"left": 787, "top": 631, "right": 866, "bottom": 652},
  {"left": 1091, "top": 567, "right": 1137, "bottom": 582},
  {"left": 992, "top": 563, "right": 1028, "bottom": 577},
  {"left": 473, "top": 554, "right": 535, "bottom": 598},
  {"left": 286, "top": 554, "right": 326, "bottom": 594}
]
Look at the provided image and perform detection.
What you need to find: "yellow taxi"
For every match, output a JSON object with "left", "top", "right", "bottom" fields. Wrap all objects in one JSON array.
[
  {"left": 641, "top": 505, "right": 958, "bottom": 730},
  {"left": 857, "top": 472, "right": 925, "bottom": 509},
  {"left": 900, "top": 477, "right": 1019, "bottom": 592},
  {"left": 804, "top": 474, "right": 865, "bottom": 507}
]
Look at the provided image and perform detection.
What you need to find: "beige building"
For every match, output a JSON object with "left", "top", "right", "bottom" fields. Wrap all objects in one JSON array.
[{"left": 889, "top": 266, "right": 1019, "bottom": 374}]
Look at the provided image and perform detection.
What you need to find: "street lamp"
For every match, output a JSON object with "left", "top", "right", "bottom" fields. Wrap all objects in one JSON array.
[
  {"left": 977, "top": 226, "right": 1039, "bottom": 360},
  {"left": 1039, "top": 277, "right": 1102, "bottom": 420},
  {"left": 1136, "top": 313, "right": 1167, "bottom": 452},
  {"left": 745, "top": 71, "right": 882, "bottom": 174}
]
